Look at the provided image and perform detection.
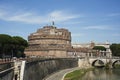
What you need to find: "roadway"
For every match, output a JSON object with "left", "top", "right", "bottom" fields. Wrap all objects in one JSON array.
[{"left": 43, "top": 67, "right": 80, "bottom": 80}]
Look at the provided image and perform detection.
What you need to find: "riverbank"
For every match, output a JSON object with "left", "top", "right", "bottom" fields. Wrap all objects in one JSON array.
[
  {"left": 44, "top": 67, "right": 80, "bottom": 80},
  {"left": 64, "top": 68, "right": 93, "bottom": 80}
]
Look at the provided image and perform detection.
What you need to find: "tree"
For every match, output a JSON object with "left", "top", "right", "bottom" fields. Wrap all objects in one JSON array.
[
  {"left": 12, "top": 36, "right": 28, "bottom": 58},
  {"left": 93, "top": 46, "right": 106, "bottom": 51},
  {"left": 0, "top": 34, "right": 28, "bottom": 58},
  {"left": 110, "top": 44, "right": 120, "bottom": 56},
  {"left": 0, "top": 34, "right": 13, "bottom": 58}
]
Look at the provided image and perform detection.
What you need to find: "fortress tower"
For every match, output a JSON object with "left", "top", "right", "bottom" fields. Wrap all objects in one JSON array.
[{"left": 25, "top": 25, "right": 71, "bottom": 57}]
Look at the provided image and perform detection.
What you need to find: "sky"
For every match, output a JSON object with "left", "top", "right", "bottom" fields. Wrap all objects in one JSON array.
[{"left": 0, "top": 0, "right": 120, "bottom": 44}]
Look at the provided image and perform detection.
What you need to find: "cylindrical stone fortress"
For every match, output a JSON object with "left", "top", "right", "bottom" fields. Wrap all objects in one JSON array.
[{"left": 25, "top": 25, "right": 72, "bottom": 57}]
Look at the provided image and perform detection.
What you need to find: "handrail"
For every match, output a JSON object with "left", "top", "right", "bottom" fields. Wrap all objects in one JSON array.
[{"left": 0, "top": 67, "right": 14, "bottom": 74}]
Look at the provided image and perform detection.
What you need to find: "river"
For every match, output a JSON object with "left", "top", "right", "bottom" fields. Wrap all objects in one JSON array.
[{"left": 81, "top": 68, "right": 120, "bottom": 80}]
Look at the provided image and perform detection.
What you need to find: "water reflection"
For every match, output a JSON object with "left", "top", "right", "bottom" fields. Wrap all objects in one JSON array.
[{"left": 81, "top": 68, "right": 120, "bottom": 80}]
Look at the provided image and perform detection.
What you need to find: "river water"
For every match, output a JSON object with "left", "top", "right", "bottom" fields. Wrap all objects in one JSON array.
[{"left": 81, "top": 68, "right": 120, "bottom": 80}]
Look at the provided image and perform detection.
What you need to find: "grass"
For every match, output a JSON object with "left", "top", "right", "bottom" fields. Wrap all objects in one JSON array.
[
  {"left": 114, "top": 64, "right": 120, "bottom": 68},
  {"left": 64, "top": 68, "right": 93, "bottom": 80}
]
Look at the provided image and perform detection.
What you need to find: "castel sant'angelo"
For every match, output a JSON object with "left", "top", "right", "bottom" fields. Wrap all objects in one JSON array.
[
  {"left": 25, "top": 23, "right": 73, "bottom": 57},
  {"left": 25, "top": 23, "right": 111, "bottom": 58}
]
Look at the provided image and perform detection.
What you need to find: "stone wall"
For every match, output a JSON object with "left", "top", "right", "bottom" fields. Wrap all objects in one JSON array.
[
  {"left": 0, "top": 69, "right": 14, "bottom": 80},
  {"left": 24, "top": 58, "right": 78, "bottom": 80},
  {"left": 0, "top": 63, "right": 14, "bottom": 80},
  {"left": 25, "top": 50, "right": 67, "bottom": 57},
  {"left": 0, "top": 63, "right": 13, "bottom": 72}
]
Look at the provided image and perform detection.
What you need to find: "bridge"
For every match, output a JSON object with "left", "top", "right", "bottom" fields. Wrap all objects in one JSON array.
[
  {"left": 77, "top": 41, "right": 120, "bottom": 68},
  {"left": 78, "top": 56, "right": 120, "bottom": 68},
  {"left": 89, "top": 57, "right": 120, "bottom": 67}
]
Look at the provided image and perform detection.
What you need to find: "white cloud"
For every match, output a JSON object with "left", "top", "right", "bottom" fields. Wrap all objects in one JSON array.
[
  {"left": 0, "top": 9, "right": 80, "bottom": 24},
  {"left": 107, "top": 13, "right": 120, "bottom": 17},
  {"left": 8, "top": 30, "right": 23, "bottom": 34},
  {"left": 62, "top": 21, "right": 83, "bottom": 25},
  {"left": 111, "top": 33, "right": 120, "bottom": 37},
  {"left": 83, "top": 25, "right": 111, "bottom": 30},
  {"left": 71, "top": 33, "right": 85, "bottom": 37},
  {"left": 49, "top": 11, "right": 79, "bottom": 21}
]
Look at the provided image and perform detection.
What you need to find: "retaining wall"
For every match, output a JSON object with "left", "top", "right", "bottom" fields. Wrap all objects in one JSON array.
[{"left": 24, "top": 58, "right": 78, "bottom": 80}]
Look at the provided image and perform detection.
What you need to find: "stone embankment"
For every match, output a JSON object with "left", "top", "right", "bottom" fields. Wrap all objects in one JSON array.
[
  {"left": 23, "top": 58, "right": 78, "bottom": 80},
  {"left": 0, "top": 62, "right": 14, "bottom": 80},
  {"left": 44, "top": 58, "right": 92, "bottom": 80}
]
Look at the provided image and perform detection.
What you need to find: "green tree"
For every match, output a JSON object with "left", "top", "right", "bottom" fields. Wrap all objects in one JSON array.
[
  {"left": 93, "top": 46, "right": 106, "bottom": 51},
  {"left": 0, "top": 34, "right": 28, "bottom": 58},
  {"left": 12, "top": 36, "right": 28, "bottom": 58},
  {"left": 110, "top": 44, "right": 120, "bottom": 56},
  {"left": 0, "top": 34, "right": 13, "bottom": 58}
]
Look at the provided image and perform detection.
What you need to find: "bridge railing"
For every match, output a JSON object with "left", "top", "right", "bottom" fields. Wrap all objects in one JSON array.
[
  {"left": 0, "top": 67, "right": 14, "bottom": 80},
  {"left": 88, "top": 56, "right": 107, "bottom": 59},
  {"left": 88, "top": 56, "right": 120, "bottom": 60},
  {"left": 112, "top": 56, "right": 120, "bottom": 59},
  {"left": 0, "top": 58, "right": 14, "bottom": 64}
]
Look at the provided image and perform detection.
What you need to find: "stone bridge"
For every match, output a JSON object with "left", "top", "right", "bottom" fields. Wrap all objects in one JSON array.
[
  {"left": 78, "top": 57, "right": 120, "bottom": 68},
  {"left": 89, "top": 57, "right": 120, "bottom": 67}
]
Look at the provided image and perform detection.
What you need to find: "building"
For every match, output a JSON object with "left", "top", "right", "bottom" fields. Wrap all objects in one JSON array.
[
  {"left": 71, "top": 41, "right": 112, "bottom": 58},
  {"left": 25, "top": 24, "right": 112, "bottom": 58},
  {"left": 25, "top": 25, "right": 72, "bottom": 57}
]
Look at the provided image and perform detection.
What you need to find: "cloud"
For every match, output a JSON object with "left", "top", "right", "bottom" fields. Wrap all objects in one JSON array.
[
  {"left": 71, "top": 33, "right": 85, "bottom": 37},
  {"left": 107, "top": 13, "right": 120, "bottom": 17},
  {"left": 62, "top": 21, "right": 83, "bottom": 25},
  {"left": 49, "top": 11, "right": 79, "bottom": 21},
  {"left": 111, "top": 33, "right": 120, "bottom": 37},
  {"left": 83, "top": 25, "right": 111, "bottom": 30},
  {"left": 0, "top": 9, "right": 80, "bottom": 24},
  {"left": 8, "top": 30, "right": 24, "bottom": 34}
]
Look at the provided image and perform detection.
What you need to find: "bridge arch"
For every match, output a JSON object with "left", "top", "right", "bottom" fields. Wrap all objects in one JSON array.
[
  {"left": 112, "top": 60, "right": 120, "bottom": 68},
  {"left": 91, "top": 59, "right": 105, "bottom": 67}
]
